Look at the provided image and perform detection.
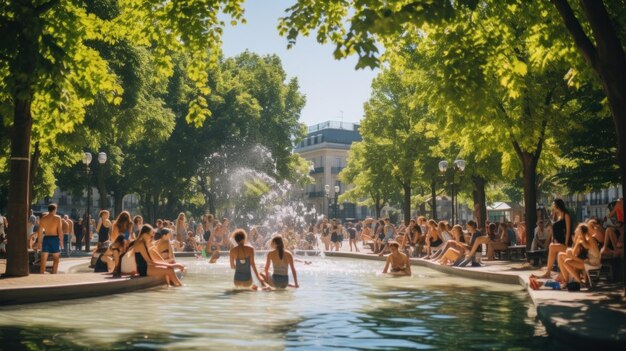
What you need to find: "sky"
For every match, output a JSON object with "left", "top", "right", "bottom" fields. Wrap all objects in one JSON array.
[{"left": 220, "top": 0, "right": 378, "bottom": 127}]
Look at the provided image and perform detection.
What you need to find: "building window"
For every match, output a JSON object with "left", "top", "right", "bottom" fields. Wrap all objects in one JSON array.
[{"left": 335, "top": 158, "right": 341, "bottom": 168}]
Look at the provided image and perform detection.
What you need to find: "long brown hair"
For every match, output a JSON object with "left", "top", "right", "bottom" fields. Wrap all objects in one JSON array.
[{"left": 272, "top": 235, "right": 285, "bottom": 260}]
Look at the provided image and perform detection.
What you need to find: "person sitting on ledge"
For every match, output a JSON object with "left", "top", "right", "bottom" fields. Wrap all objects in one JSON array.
[
  {"left": 557, "top": 224, "right": 600, "bottom": 289},
  {"left": 531, "top": 199, "right": 572, "bottom": 279},
  {"left": 150, "top": 228, "right": 176, "bottom": 263},
  {"left": 455, "top": 220, "right": 487, "bottom": 267},
  {"left": 97, "top": 235, "right": 125, "bottom": 273},
  {"left": 601, "top": 221, "right": 623, "bottom": 258},
  {"left": 133, "top": 224, "right": 185, "bottom": 287},
  {"left": 382, "top": 241, "right": 411, "bottom": 276}
]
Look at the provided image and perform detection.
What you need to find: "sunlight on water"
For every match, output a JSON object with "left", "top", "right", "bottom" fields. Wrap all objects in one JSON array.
[{"left": 0, "top": 257, "right": 552, "bottom": 350}]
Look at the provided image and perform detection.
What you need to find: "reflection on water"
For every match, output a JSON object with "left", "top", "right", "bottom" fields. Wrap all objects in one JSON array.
[{"left": 0, "top": 257, "right": 554, "bottom": 350}]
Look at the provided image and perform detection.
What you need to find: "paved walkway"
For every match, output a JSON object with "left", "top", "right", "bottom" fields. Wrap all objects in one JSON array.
[{"left": 1, "top": 241, "right": 625, "bottom": 347}]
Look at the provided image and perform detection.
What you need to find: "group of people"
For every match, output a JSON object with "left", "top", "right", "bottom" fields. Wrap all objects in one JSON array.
[{"left": 529, "top": 198, "right": 623, "bottom": 290}]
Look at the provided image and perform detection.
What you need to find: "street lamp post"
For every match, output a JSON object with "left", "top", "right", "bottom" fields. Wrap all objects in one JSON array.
[
  {"left": 82, "top": 151, "right": 107, "bottom": 252},
  {"left": 334, "top": 185, "right": 340, "bottom": 219},
  {"left": 324, "top": 184, "right": 331, "bottom": 218},
  {"left": 439, "top": 159, "right": 466, "bottom": 224}
]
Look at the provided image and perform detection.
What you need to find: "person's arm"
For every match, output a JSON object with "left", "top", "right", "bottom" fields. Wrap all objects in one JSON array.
[
  {"left": 382, "top": 256, "right": 391, "bottom": 273},
  {"left": 264, "top": 254, "right": 270, "bottom": 280},
  {"left": 57, "top": 217, "right": 64, "bottom": 249},
  {"left": 229, "top": 249, "right": 235, "bottom": 269},
  {"left": 565, "top": 214, "right": 572, "bottom": 246},
  {"left": 96, "top": 219, "right": 102, "bottom": 232},
  {"left": 248, "top": 247, "right": 266, "bottom": 286},
  {"left": 36, "top": 220, "right": 43, "bottom": 250},
  {"left": 288, "top": 252, "right": 299, "bottom": 287},
  {"left": 404, "top": 255, "right": 412, "bottom": 275}
]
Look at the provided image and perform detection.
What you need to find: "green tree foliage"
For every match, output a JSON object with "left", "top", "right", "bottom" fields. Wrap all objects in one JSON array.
[{"left": 0, "top": 0, "right": 245, "bottom": 276}]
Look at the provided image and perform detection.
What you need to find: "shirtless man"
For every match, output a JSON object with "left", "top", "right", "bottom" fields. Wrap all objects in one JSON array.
[
  {"left": 382, "top": 241, "right": 411, "bottom": 276},
  {"left": 62, "top": 215, "right": 74, "bottom": 256},
  {"left": 37, "top": 204, "right": 64, "bottom": 274}
]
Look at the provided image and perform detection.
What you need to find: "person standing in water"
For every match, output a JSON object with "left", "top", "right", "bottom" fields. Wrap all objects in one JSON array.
[
  {"left": 229, "top": 229, "right": 266, "bottom": 290},
  {"left": 382, "top": 241, "right": 411, "bottom": 276},
  {"left": 262, "top": 236, "right": 299, "bottom": 289}
]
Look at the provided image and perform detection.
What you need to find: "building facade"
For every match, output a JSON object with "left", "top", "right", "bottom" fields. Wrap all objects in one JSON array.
[{"left": 295, "top": 121, "right": 369, "bottom": 220}]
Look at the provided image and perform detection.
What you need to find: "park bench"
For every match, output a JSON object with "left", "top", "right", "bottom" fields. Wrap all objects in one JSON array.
[{"left": 506, "top": 245, "right": 526, "bottom": 260}]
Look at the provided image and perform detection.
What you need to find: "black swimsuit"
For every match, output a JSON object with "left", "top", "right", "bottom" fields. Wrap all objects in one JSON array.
[
  {"left": 553, "top": 219, "right": 566, "bottom": 245},
  {"left": 135, "top": 242, "right": 151, "bottom": 277}
]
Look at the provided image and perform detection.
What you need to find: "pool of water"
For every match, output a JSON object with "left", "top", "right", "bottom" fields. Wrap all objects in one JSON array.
[{"left": 0, "top": 256, "right": 555, "bottom": 350}]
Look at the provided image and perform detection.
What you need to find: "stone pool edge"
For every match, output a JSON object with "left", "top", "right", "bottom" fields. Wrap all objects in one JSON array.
[{"left": 323, "top": 250, "right": 626, "bottom": 349}]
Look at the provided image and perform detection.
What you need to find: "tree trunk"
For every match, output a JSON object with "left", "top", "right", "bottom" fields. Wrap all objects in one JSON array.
[
  {"left": 472, "top": 175, "right": 487, "bottom": 232},
  {"left": 403, "top": 183, "right": 411, "bottom": 225},
  {"left": 208, "top": 190, "right": 216, "bottom": 215},
  {"left": 430, "top": 179, "right": 437, "bottom": 220},
  {"left": 5, "top": 98, "right": 32, "bottom": 277},
  {"left": 551, "top": 0, "right": 626, "bottom": 295},
  {"left": 97, "top": 169, "right": 109, "bottom": 211},
  {"left": 113, "top": 191, "right": 123, "bottom": 217},
  {"left": 521, "top": 153, "right": 539, "bottom": 250},
  {"left": 419, "top": 187, "right": 426, "bottom": 214},
  {"left": 374, "top": 196, "right": 382, "bottom": 218},
  {"left": 28, "top": 142, "right": 41, "bottom": 205}
]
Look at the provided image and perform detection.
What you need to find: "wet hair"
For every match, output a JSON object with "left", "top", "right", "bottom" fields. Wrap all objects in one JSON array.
[
  {"left": 272, "top": 236, "right": 285, "bottom": 260},
  {"left": 48, "top": 203, "right": 57, "bottom": 212},
  {"left": 233, "top": 229, "right": 246, "bottom": 244},
  {"left": 553, "top": 199, "right": 568, "bottom": 215},
  {"left": 467, "top": 220, "right": 477, "bottom": 229}
]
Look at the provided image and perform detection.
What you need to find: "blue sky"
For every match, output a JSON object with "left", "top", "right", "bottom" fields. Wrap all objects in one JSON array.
[{"left": 220, "top": 0, "right": 378, "bottom": 126}]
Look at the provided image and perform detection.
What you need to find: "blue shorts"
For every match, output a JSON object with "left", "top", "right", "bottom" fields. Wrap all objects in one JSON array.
[
  {"left": 42, "top": 236, "right": 60, "bottom": 254},
  {"left": 63, "top": 234, "right": 71, "bottom": 247}
]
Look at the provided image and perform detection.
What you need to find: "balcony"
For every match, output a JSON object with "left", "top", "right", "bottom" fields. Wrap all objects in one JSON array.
[
  {"left": 310, "top": 166, "right": 325, "bottom": 174},
  {"left": 331, "top": 166, "right": 344, "bottom": 174}
]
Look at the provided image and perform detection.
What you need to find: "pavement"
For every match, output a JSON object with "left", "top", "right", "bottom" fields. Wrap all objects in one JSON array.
[{"left": 1, "top": 241, "right": 625, "bottom": 347}]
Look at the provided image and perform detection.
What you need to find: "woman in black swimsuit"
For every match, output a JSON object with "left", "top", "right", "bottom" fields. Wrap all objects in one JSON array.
[
  {"left": 133, "top": 225, "right": 185, "bottom": 287},
  {"left": 532, "top": 199, "right": 572, "bottom": 279},
  {"left": 99, "top": 235, "right": 126, "bottom": 273}
]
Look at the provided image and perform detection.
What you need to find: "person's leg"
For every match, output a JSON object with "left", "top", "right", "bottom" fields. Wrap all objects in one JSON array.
[
  {"left": 557, "top": 252, "right": 569, "bottom": 282},
  {"left": 538, "top": 244, "right": 566, "bottom": 278},
  {"left": 51, "top": 253, "right": 60, "bottom": 274},
  {"left": 563, "top": 258, "right": 584, "bottom": 283},
  {"left": 103, "top": 256, "right": 115, "bottom": 272},
  {"left": 530, "top": 236, "right": 538, "bottom": 251},
  {"left": 40, "top": 252, "right": 49, "bottom": 273}
]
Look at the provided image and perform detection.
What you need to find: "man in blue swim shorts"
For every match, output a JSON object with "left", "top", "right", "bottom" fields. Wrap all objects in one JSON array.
[{"left": 37, "top": 204, "right": 64, "bottom": 274}]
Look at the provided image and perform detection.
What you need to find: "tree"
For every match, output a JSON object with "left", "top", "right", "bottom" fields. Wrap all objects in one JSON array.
[
  {"left": 0, "top": 0, "right": 244, "bottom": 277},
  {"left": 339, "top": 142, "right": 396, "bottom": 218},
  {"left": 278, "top": 0, "right": 626, "bottom": 291}
]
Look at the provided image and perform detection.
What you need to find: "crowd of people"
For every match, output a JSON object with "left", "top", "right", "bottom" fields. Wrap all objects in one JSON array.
[{"left": 3, "top": 196, "right": 622, "bottom": 291}]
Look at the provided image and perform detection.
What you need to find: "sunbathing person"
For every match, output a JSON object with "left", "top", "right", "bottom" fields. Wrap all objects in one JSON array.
[
  {"left": 382, "top": 241, "right": 411, "bottom": 276},
  {"left": 557, "top": 224, "right": 600, "bottom": 289},
  {"left": 531, "top": 199, "right": 572, "bottom": 278},
  {"left": 454, "top": 221, "right": 488, "bottom": 267},
  {"left": 424, "top": 220, "right": 442, "bottom": 258},
  {"left": 100, "top": 235, "right": 126, "bottom": 273},
  {"left": 133, "top": 225, "right": 186, "bottom": 287},
  {"left": 151, "top": 228, "right": 175, "bottom": 263},
  {"left": 434, "top": 225, "right": 468, "bottom": 264},
  {"left": 601, "top": 221, "right": 624, "bottom": 258}
]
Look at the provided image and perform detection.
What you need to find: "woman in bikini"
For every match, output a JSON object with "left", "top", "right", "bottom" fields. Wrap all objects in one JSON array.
[
  {"left": 558, "top": 224, "right": 601, "bottom": 288},
  {"left": 229, "top": 229, "right": 266, "bottom": 290},
  {"left": 111, "top": 211, "right": 134, "bottom": 243},
  {"left": 262, "top": 236, "right": 299, "bottom": 289},
  {"left": 96, "top": 210, "right": 112, "bottom": 243},
  {"left": 133, "top": 225, "right": 185, "bottom": 287},
  {"left": 382, "top": 241, "right": 411, "bottom": 276},
  {"left": 150, "top": 228, "right": 175, "bottom": 263}
]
